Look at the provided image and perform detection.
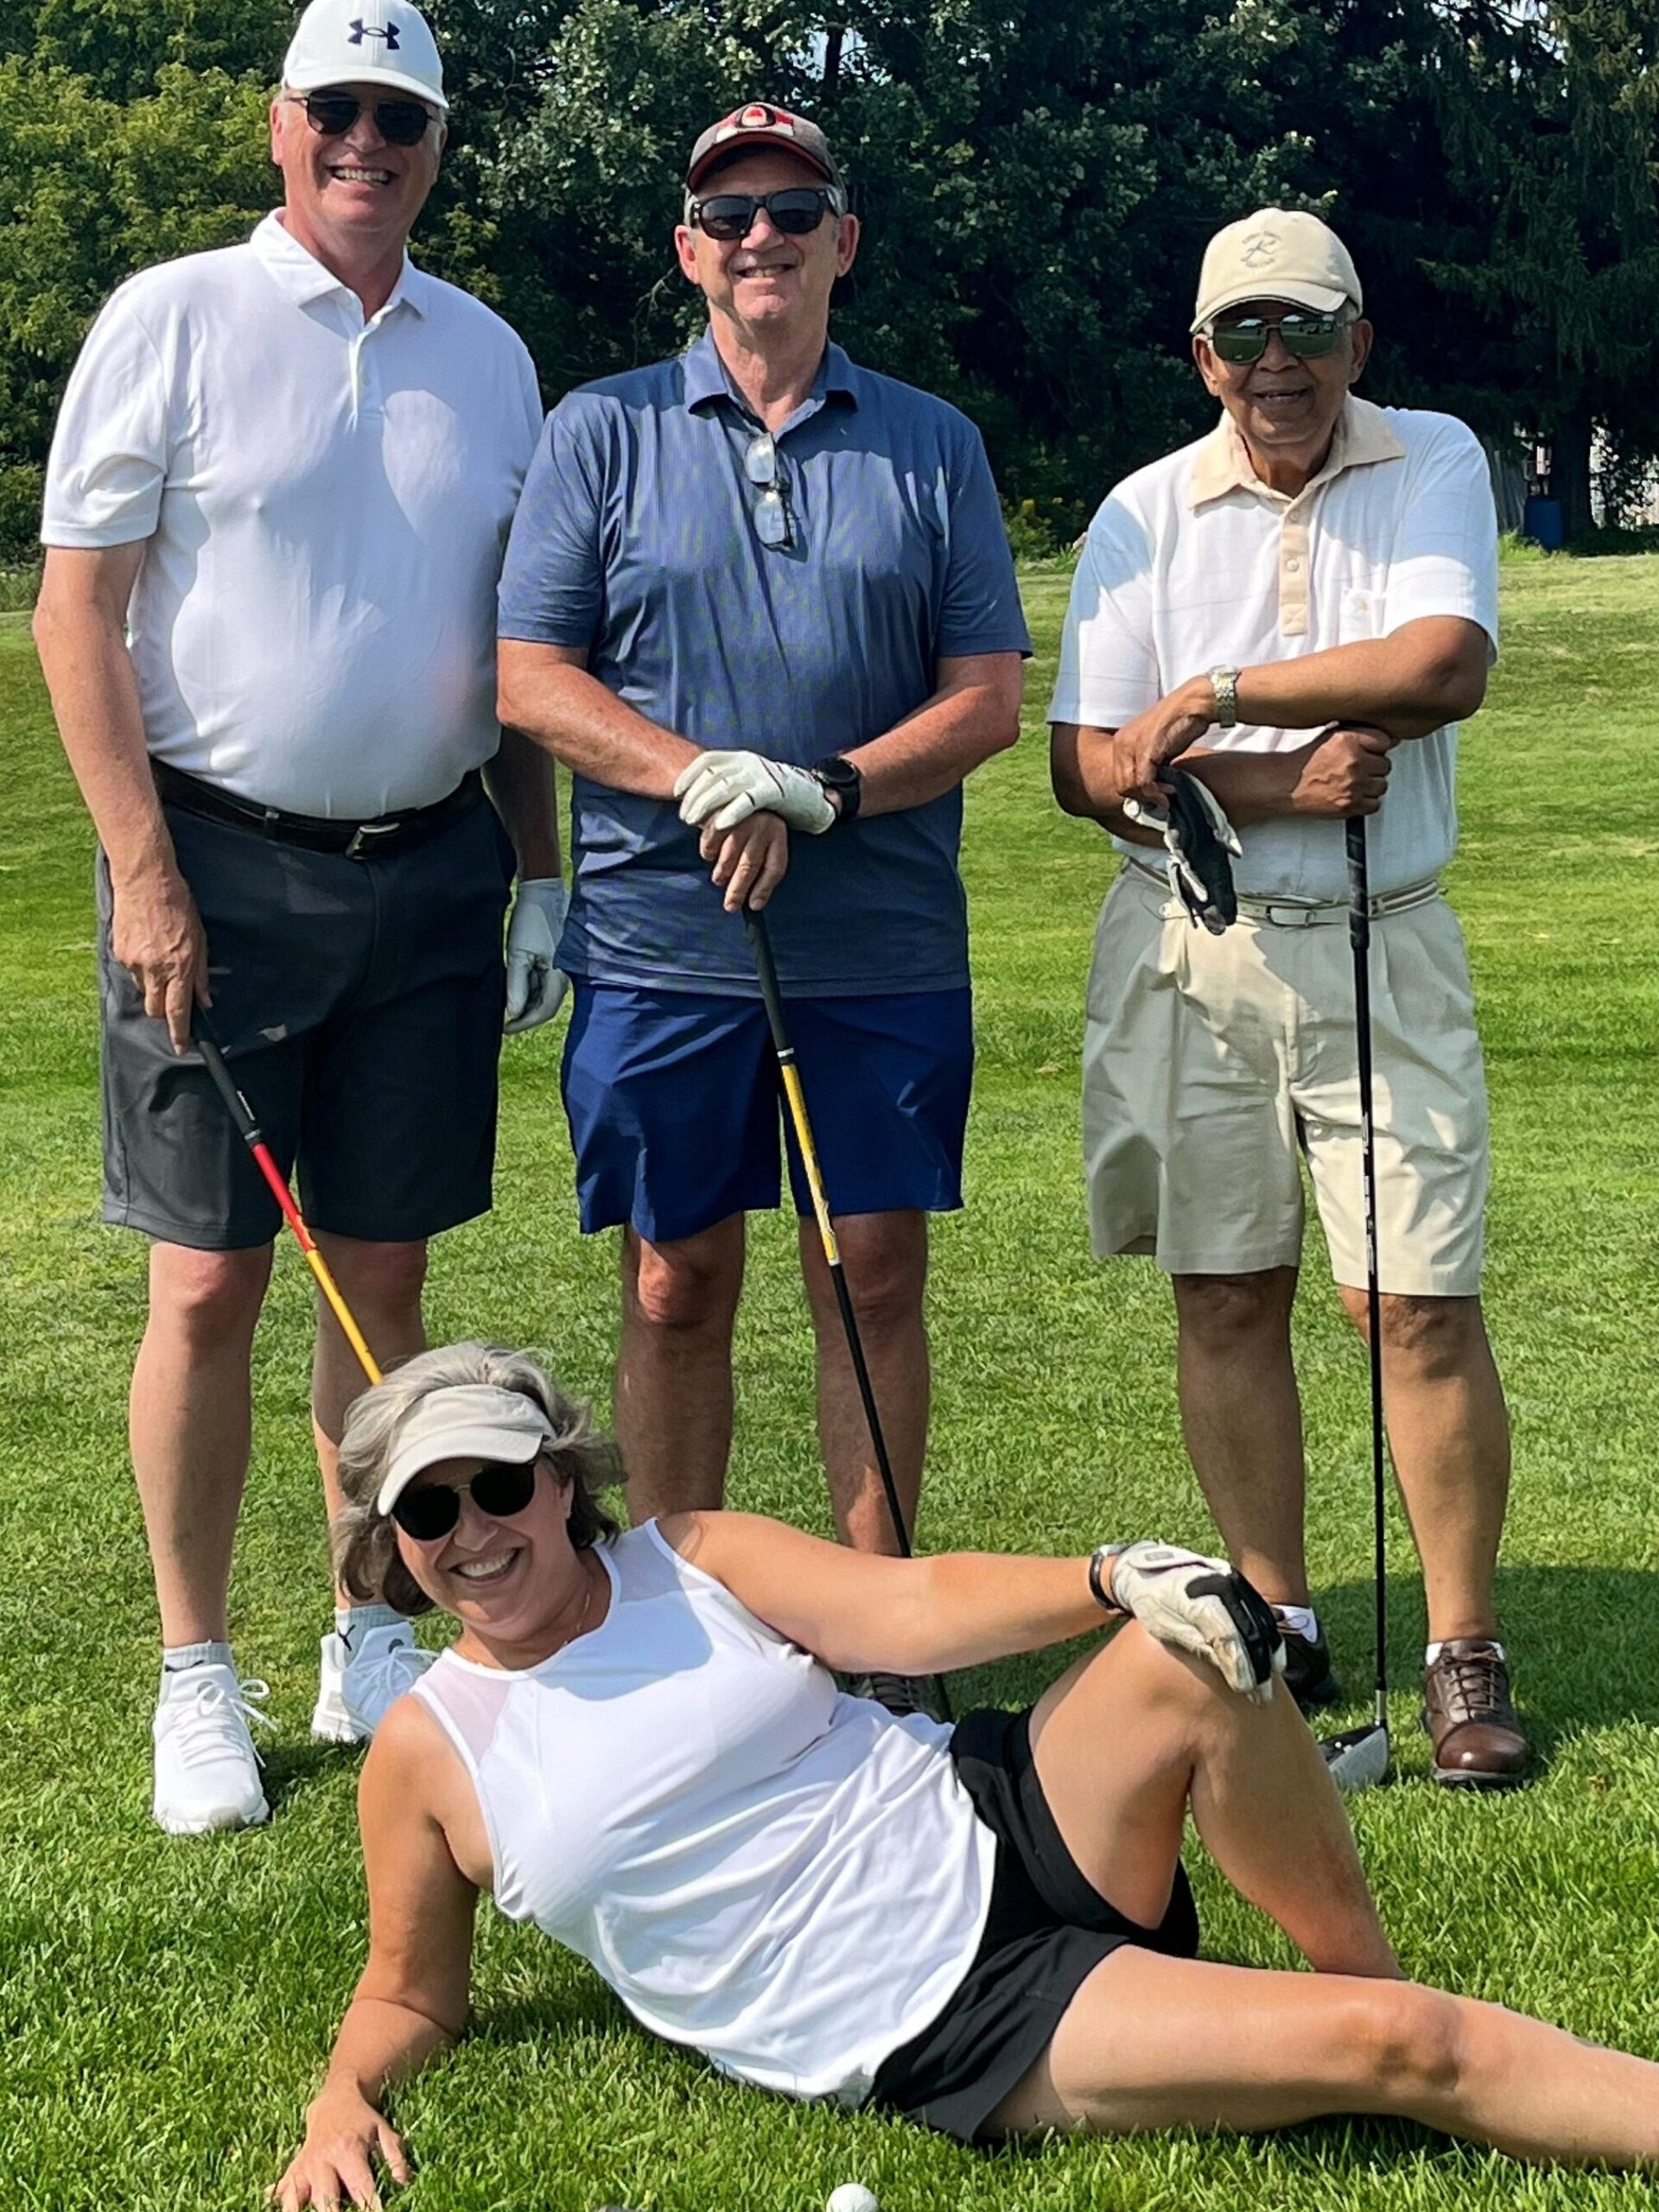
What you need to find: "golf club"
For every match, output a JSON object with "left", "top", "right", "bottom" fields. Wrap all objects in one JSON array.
[
  {"left": 193, "top": 1010, "right": 384, "bottom": 1387},
  {"left": 742, "top": 906, "right": 950, "bottom": 1714},
  {"left": 1320, "top": 814, "right": 1390, "bottom": 1792}
]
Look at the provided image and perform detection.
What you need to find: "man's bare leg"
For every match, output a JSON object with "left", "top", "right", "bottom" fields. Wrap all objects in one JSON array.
[
  {"left": 130, "top": 1240, "right": 272, "bottom": 1645},
  {"left": 1335, "top": 1288, "right": 1508, "bottom": 1643},
  {"left": 616, "top": 1215, "right": 747, "bottom": 1520},
  {"left": 1173, "top": 1267, "right": 1309, "bottom": 1606},
  {"left": 798, "top": 1209, "right": 929, "bottom": 1554}
]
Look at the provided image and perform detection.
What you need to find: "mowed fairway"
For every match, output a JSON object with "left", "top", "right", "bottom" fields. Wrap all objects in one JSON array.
[{"left": 2, "top": 555, "right": 1657, "bottom": 2211}]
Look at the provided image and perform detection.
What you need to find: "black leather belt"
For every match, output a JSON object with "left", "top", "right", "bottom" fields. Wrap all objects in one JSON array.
[{"left": 154, "top": 761, "right": 482, "bottom": 858}]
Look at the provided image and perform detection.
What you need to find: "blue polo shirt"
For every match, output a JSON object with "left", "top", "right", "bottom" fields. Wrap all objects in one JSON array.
[{"left": 498, "top": 326, "right": 1030, "bottom": 996}]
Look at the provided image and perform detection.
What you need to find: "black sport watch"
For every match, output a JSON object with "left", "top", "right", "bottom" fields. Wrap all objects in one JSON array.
[{"left": 810, "top": 753, "right": 862, "bottom": 825}]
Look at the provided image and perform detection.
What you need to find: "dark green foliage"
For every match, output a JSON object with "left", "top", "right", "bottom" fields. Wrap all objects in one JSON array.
[{"left": 2, "top": 0, "right": 1657, "bottom": 558}]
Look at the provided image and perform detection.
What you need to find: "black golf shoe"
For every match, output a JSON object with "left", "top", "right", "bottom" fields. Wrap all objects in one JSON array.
[
  {"left": 1276, "top": 1618, "right": 1341, "bottom": 1712},
  {"left": 843, "top": 1670, "right": 943, "bottom": 1722}
]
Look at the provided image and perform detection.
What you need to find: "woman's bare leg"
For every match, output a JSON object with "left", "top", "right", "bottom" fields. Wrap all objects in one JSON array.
[
  {"left": 985, "top": 1948, "right": 1659, "bottom": 2168},
  {"left": 1028, "top": 1622, "right": 1398, "bottom": 1974}
]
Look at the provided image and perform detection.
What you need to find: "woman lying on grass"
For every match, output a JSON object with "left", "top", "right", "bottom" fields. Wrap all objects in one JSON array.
[{"left": 276, "top": 1343, "right": 1659, "bottom": 2207}]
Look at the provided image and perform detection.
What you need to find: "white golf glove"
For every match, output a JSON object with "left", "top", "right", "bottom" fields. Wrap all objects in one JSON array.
[
  {"left": 674, "top": 750, "right": 836, "bottom": 836},
  {"left": 1123, "top": 775, "right": 1243, "bottom": 936},
  {"left": 1104, "top": 1541, "right": 1286, "bottom": 1704},
  {"left": 504, "top": 877, "right": 569, "bottom": 1035}
]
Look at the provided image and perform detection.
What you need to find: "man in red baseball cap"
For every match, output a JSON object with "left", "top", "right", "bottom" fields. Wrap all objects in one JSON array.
[{"left": 498, "top": 102, "right": 1030, "bottom": 1719}]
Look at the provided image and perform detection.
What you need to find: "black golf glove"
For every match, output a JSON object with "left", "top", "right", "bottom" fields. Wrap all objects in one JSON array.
[{"left": 1125, "top": 769, "right": 1242, "bottom": 934}]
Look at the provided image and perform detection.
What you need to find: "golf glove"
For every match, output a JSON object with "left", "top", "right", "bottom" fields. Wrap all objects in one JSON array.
[
  {"left": 1106, "top": 1541, "right": 1286, "bottom": 1704},
  {"left": 1123, "top": 770, "right": 1242, "bottom": 935},
  {"left": 504, "top": 878, "right": 570, "bottom": 1035},
  {"left": 674, "top": 750, "right": 836, "bottom": 836}
]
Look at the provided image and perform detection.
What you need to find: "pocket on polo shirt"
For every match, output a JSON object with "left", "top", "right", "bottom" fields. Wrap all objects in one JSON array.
[{"left": 1338, "top": 585, "right": 1382, "bottom": 639}]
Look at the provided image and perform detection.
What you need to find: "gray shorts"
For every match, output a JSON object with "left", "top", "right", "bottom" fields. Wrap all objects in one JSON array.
[{"left": 97, "top": 789, "right": 514, "bottom": 1250}]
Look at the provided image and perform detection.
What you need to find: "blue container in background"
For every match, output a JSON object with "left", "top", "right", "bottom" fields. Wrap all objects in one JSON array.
[{"left": 1523, "top": 494, "right": 1564, "bottom": 550}]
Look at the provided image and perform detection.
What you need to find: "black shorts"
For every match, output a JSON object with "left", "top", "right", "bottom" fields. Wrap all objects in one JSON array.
[
  {"left": 866, "top": 1705, "right": 1200, "bottom": 2143},
  {"left": 97, "top": 787, "right": 514, "bottom": 1249}
]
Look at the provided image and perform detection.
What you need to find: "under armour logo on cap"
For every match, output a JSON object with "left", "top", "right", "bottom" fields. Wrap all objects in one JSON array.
[{"left": 282, "top": 0, "right": 447, "bottom": 111}]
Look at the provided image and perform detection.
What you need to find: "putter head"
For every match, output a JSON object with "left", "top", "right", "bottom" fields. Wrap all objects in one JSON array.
[{"left": 1321, "top": 1721, "right": 1390, "bottom": 1793}]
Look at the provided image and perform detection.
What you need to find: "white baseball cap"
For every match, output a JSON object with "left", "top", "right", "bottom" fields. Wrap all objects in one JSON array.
[
  {"left": 1192, "top": 207, "right": 1362, "bottom": 333},
  {"left": 376, "top": 1385, "right": 553, "bottom": 1516},
  {"left": 283, "top": 0, "right": 448, "bottom": 113}
]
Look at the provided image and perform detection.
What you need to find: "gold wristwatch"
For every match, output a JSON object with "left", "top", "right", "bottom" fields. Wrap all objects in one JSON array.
[{"left": 1208, "top": 665, "right": 1240, "bottom": 728}]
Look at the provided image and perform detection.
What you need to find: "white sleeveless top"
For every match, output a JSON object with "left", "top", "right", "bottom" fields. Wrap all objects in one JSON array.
[{"left": 410, "top": 1522, "right": 996, "bottom": 2103}]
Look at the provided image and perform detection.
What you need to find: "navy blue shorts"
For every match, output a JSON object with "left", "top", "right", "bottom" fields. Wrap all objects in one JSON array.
[{"left": 561, "top": 982, "right": 973, "bottom": 1243}]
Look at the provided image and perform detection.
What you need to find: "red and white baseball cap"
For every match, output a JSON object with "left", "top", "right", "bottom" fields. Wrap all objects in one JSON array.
[
  {"left": 283, "top": 0, "right": 448, "bottom": 113},
  {"left": 685, "top": 102, "right": 843, "bottom": 193}
]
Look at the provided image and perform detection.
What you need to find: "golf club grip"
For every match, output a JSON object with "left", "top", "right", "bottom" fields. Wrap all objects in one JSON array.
[
  {"left": 1344, "top": 814, "right": 1369, "bottom": 956},
  {"left": 194, "top": 1021, "right": 261, "bottom": 1145},
  {"left": 742, "top": 906, "right": 791, "bottom": 1058}
]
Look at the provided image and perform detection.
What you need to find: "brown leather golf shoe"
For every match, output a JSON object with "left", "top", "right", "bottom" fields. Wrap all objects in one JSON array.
[{"left": 1422, "top": 1640, "right": 1529, "bottom": 1788}]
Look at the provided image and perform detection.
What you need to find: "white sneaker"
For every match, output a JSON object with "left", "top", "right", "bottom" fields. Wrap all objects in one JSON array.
[
  {"left": 152, "top": 1662, "right": 273, "bottom": 1834},
  {"left": 311, "top": 1620, "right": 432, "bottom": 1745}
]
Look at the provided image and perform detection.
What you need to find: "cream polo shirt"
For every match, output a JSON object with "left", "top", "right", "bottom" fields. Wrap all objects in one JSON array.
[
  {"left": 1048, "top": 398, "right": 1500, "bottom": 901},
  {"left": 42, "top": 213, "right": 543, "bottom": 817}
]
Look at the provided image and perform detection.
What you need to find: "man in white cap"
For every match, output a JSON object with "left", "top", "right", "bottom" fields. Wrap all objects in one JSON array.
[
  {"left": 33, "top": 0, "right": 561, "bottom": 1834},
  {"left": 1047, "top": 208, "right": 1527, "bottom": 1786}
]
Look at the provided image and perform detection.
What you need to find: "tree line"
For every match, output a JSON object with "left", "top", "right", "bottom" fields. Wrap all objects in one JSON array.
[{"left": 3, "top": 0, "right": 1656, "bottom": 563}]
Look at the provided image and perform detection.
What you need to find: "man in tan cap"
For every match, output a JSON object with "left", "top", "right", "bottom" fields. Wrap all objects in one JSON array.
[{"left": 1046, "top": 207, "right": 1527, "bottom": 1786}]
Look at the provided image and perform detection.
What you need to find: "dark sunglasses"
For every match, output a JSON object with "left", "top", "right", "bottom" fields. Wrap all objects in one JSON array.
[
  {"left": 1207, "top": 311, "right": 1349, "bottom": 365},
  {"left": 288, "top": 92, "right": 436, "bottom": 146},
  {"left": 689, "top": 187, "right": 841, "bottom": 241},
  {"left": 389, "top": 1458, "right": 539, "bottom": 1541}
]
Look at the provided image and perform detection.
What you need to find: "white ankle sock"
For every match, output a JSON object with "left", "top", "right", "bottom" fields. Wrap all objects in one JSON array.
[
  {"left": 1426, "top": 1639, "right": 1504, "bottom": 1667},
  {"left": 336, "top": 1602, "right": 402, "bottom": 1646},
  {"left": 1271, "top": 1604, "right": 1319, "bottom": 1643},
  {"left": 162, "top": 1639, "right": 232, "bottom": 1675}
]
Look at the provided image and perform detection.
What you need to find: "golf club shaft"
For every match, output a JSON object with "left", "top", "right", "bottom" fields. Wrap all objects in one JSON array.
[
  {"left": 194, "top": 1016, "right": 384, "bottom": 1387},
  {"left": 1345, "top": 817, "right": 1387, "bottom": 1730},
  {"left": 742, "top": 908, "right": 915, "bottom": 1563}
]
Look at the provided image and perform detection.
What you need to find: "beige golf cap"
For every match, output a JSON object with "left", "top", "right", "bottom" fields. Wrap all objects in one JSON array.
[
  {"left": 376, "top": 1385, "right": 553, "bottom": 1516},
  {"left": 1192, "top": 207, "right": 1362, "bottom": 333},
  {"left": 283, "top": 0, "right": 448, "bottom": 112},
  {"left": 686, "top": 101, "right": 842, "bottom": 192}
]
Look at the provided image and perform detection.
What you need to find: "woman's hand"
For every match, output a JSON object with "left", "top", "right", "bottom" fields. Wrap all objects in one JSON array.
[
  {"left": 1105, "top": 1542, "right": 1286, "bottom": 1702},
  {"left": 272, "top": 2088, "right": 410, "bottom": 2211}
]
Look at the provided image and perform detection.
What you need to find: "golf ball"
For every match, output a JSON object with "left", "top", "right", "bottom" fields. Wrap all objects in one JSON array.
[{"left": 826, "top": 2188, "right": 879, "bottom": 2212}]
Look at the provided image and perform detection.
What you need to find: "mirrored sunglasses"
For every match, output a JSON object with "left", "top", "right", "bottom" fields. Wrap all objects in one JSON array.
[
  {"left": 1208, "top": 311, "right": 1347, "bottom": 365},
  {"left": 690, "top": 187, "right": 839, "bottom": 242},
  {"left": 389, "top": 1459, "right": 539, "bottom": 1541},
  {"left": 290, "top": 92, "right": 435, "bottom": 147}
]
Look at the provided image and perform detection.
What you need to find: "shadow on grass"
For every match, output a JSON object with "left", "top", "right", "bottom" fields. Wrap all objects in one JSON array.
[
  {"left": 260, "top": 1737, "right": 348, "bottom": 1813},
  {"left": 1315, "top": 1564, "right": 1659, "bottom": 1753}
]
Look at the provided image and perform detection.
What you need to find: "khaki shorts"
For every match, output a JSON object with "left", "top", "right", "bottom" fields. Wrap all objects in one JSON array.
[{"left": 1082, "top": 867, "right": 1490, "bottom": 1294}]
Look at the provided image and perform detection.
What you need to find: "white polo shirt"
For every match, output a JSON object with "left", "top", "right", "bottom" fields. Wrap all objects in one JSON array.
[
  {"left": 42, "top": 213, "right": 543, "bottom": 817},
  {"left": 1047, "top": 398, "right": 1500, "bottom": 901}
]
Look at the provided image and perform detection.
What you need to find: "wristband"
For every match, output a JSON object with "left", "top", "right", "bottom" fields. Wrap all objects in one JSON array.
[{"left": 1088, "top": 1541, "right": 1132, "bottom": 1617}]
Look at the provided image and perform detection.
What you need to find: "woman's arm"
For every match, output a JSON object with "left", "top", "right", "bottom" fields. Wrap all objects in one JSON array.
[
  {"left": 275, "top": 1702, "right": 479, "bottom": 2211},
  {"left": 663, "top": 1512, "right": 1112, "bottom": 1675}
]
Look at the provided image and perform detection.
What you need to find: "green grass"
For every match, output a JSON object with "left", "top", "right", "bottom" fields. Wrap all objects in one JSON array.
[{"left": 3, "top": 561, "right": 1658, "bottom": 2209}]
